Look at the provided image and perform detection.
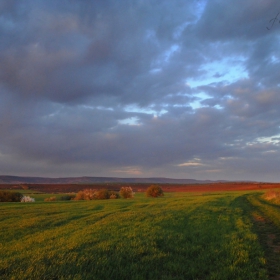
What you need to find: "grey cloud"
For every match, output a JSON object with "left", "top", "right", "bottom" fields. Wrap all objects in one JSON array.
[
  {"left": 0, "top": 0, "right": 200, "bottom": 106},
  {"left": 1, "top": 0, "right": 280, "bottom": 181},
  {"left": 196, "top": 0, "right": 276, "bottom": 41}
]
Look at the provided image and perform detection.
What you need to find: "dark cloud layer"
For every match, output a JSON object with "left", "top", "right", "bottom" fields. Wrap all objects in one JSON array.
[{"left": 1, "top": 0, "right": 280, "bottom": 181}]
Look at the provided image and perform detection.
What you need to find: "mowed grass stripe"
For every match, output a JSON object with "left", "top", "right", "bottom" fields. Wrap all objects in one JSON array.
[{"left": 0, "top": 193, "right": 268, "bottom": 279}]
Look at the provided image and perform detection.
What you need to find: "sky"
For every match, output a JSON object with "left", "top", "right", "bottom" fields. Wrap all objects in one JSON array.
[{"left": 1, "top": 0, "right": 280, "bottom": 181}]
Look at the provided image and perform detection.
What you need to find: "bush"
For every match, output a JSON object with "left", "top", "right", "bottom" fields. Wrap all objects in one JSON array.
[
  {"left": 74, "top": 189, "right": 119, "bottom": 200},
  {"left": 95, "top": 189, "right": 110, "bottom": 199},
  {"left": 146, "top": 185, "right": 164, "bottom": 198},
  {"left": 74, "top": 189, "right": 97, "bottom": 200},
  {"left": 21, "top": 196, "right": 35, "bottom": 202},
  {"left": 109, "top": 191, "right": 120, "bottom": 199},
  {"left": 21, "top": 185, "right": 29, "bottom": 190},
  {"left": 0, "top": 190, "right": 23, "bottom": 202},
  {"left": 44, "top": 196, "right": 57, "bottom": 202},
  {"left": 95, "top": 189, "right": 120, "bottom": 199},
  {"left": 60, "top": 194, "right": 76, "bottom": 201},
  {"left": 119, "top": 186, "right": 134, "bottom": 199}
]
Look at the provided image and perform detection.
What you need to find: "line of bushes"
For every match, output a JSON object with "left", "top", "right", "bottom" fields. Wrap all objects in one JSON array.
[
  {"left": 44, "top": 187, "right": 136, "bottom": 201},
  {"left": 74, "top": 189, "right": 121, "bottom": 200},
  {"left": 0, "top": 190, "right": 23, "bottom": 202},
  {"left": 0, "top": 191, "right": 35, "bottom": 202},
  {"left": 1, "top": 185, "right": 164, "bottom": 203}
]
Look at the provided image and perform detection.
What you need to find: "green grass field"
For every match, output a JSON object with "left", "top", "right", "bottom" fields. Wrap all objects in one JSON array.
[{"left": 1, "top": 191, "right": 280, "bottom": 279}]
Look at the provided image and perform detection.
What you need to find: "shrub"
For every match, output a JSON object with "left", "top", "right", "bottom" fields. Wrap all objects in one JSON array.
[
  {"left": 21, "top": 196, "right": 35, "bottom": 202},
  {"left": 109, "top": 191, "right": 120, "bottom": 199},
  {"left": 74, "top": 189, "right": 97, "bottom": 200},
  {"left": 44, "top": 196, "right": 57, "bottom": 202},
  {"left": 96, "top": 189, "right": 110, "bottom": 199},
  {"left": 60, "top": 194, "right": 76, "bottom": 201},
  {"left": 73, "top": 189, "right": 121, "bottom": 200},
  {"left": 119, "top": 186, "right": 134, "bottom": 199},
  {"left": 0, "top": 190, "right": 23, "bottom": 202},
  {"left": 146, "top": 185, "right": 164, "bottom": 198}
]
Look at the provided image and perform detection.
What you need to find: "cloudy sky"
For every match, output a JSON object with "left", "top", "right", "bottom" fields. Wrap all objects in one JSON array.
[{"left": 1, "top": 0, "right": 280, "bottom": 181}]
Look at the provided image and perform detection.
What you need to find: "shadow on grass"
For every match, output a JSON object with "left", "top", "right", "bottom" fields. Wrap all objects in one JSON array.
[{"left": 245, "top": 194, "right": 280, "bottom": 279}]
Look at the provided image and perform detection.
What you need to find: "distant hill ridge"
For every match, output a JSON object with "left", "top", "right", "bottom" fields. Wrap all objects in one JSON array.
[{"left": 0, "top": 175, "right": 227, "bottom": 184}]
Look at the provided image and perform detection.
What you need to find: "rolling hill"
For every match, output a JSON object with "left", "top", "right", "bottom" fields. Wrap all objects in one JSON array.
[{"left": 0, "top": 175, "right": 226, "bottom": 184}]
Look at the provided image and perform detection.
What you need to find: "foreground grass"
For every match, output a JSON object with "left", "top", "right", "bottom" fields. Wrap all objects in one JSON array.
[{"left": 0, "top": 192, "right": 272, "bottom": 279}]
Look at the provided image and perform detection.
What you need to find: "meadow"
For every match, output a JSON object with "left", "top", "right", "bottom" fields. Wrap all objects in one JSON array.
[{"left": 1, "top": 190, "right": 280, "bottom": 279}]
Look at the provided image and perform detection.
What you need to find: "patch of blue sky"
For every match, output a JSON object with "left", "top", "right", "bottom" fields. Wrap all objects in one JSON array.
[
  {"left": 149, "top": 68, "right": 162, "bottom": 74},
  {"left": 173, "top": 22, "right": 190, "bottom": 40},
  {"left": 123, "top": 105, "right": 168, "bottom": 117},
  {"left": 188, "top": 92, "right": 210, "bottom": 109},
  {"left": 270, "top": 55, "right": 280, "bottom": 64},
  {"left": 187, "top": 58, "right": 248, "bottom": 109},
  {"left": 194, "top": 0, "right": 207, "bottom": 21},
  {"left": 118, "top": 117, "right": 140, "bottom": 126},
  {"left": 172, "top": 1, "right": 207, "bottom": 40},
  {"left": 187, "top": 94, "right": 223, "bottom": 110},
  {"left": 269, "top": 35, "right": 280, "bottom": 64},
  {"left": 214, "top": 104, "right": 223, "bottom": 109},
  {"left": 150, "top": 44, "right": 180, "bottom": 73},
  {"left": 255, "top": 135, "right": 280, "bottom": 144},
  {"left": 188, "top": 58, "right": 248, "bottom": 88},
  {"left": 81, "top": 105, "right": 114, "bottom": 111},
  {"left": 163, "top": 44, "right": 180, "bottom": 62}
]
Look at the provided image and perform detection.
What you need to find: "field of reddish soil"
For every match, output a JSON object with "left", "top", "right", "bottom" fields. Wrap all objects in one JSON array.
[
  {"left": 161, "top": 182, "right": 280, "bottom": 192},
  {"left": 1, "top": 182, "right": 280, "bottom": 193}
]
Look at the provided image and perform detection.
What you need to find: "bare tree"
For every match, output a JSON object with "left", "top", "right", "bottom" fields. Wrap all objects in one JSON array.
[{"left": 267, "top": 12, "right": 280, "bottom": 30}]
